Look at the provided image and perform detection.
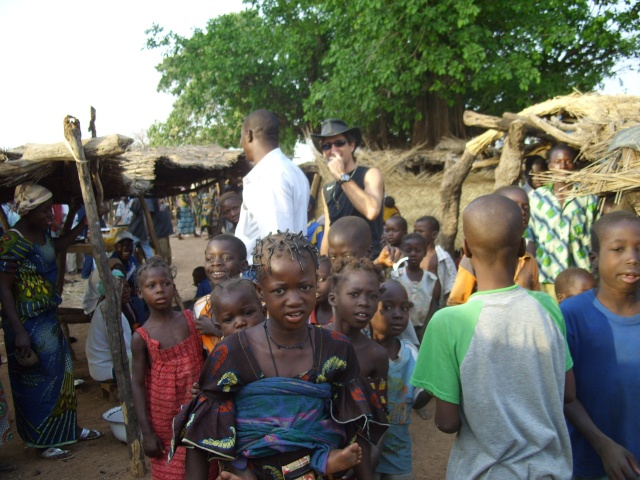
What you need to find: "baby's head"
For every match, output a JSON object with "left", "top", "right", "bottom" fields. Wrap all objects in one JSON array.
[
  {"left": 370, "top": 280, "right": 412, "bottom": 339},
  {"left": 384, "top": 215, "right": 407, "bottom": 248},
  {"left": 204, "top": 234, "right": 248, "bottom": 286},
  {"left": 219, "top": 192, "right": 242, "bottom": 226},
  {"left": 210, "top": 278, "right": 265, "bottom": 337},
  {"left": 327, "top": 216, "right": 372, "bottom": 261},
  {"left": 253, "top": 231, "right": 318, "bottom": 326},
  {"left": 554, "top": 268, "right": 596, "bottom": 303}
]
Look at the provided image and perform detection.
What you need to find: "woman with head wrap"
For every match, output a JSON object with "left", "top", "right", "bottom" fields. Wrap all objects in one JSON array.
[{"left": 0, "top": 183, "right": 104, "bottom": 460}]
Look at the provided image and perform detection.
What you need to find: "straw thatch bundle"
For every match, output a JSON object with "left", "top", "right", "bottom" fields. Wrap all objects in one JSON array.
[
  {"left": 466, "top": 92, "right": 640, "bottom": 162},
  {"left": 533, "top": 124, "right": 640, "bottom": 213}
]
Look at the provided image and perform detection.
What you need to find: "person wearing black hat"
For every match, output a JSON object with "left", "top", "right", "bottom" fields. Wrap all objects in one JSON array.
[{"left": 312, "top": 119, "right": 386, "bottom": 257}]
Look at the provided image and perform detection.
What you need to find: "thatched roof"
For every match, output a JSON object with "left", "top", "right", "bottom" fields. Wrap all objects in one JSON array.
[
  {"left": 466, "top": 92, "right": 640, "bottom": 162},
  {"left": 0, "top": 137, "right": 250, "bottom": 203}
]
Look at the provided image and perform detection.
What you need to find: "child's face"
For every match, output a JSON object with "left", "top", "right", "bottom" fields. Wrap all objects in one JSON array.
[
  {"left": 205, "top": 240, "right": 246, "bottom": 285},
  {"left": 328, "top": 235, "right": 371, "bottom": 261},
  {"left": 559, "top": 275, "right": 597, "bottom": 302},
  {"left": 592, "top": 220, "right": 640, "bottom": 295},
  {"left": 257, "top": 253, "right": 317, "bottom": 329},
  {"left": 384, "top": 219, "right": 405, "bottom": 247},
  {"left": 370, "top": 282, "right": 411, "bottom": 337},
  {"left": 531, "top": 162, "right": 547, "bottom": 188},
  {"left": 220, "top": 199, "right": 241, "bottom": 225},
  {"left": 402, "top": 238, "right": 426, "bottom": 267},
  {"left": 137, "top": 267, "right": 175, "bottom": 309},
  {"left": 115, "top": 240, "right": 134, "bottom": 263},
  {"left": 502, "top": 191, "right": 531, "bottom": 228},
  {"left": 213, "top": 288, "right": 265, "bottom": 337},
  {"left": 329, "top": 270, "right": 380, "bottom": 330},
  {"left": 414, "top": 221, "right": 436, "bottom": 247},
  {"left": 316, "top": 261, "right": 332, "bottom": 305}
]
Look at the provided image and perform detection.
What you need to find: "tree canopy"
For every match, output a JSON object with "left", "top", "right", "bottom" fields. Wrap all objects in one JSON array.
[{"left": 146, "top": 0, "right": 639, "bottom": 151}]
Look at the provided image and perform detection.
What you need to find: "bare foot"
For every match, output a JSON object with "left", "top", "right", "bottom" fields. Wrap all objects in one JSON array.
[{"left": 326, "top": 443, "right": 362, "bottom": 474}]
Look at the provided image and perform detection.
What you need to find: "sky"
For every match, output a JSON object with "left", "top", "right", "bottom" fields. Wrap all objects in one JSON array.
[{"left": 0, "top": 0, "right": 638, "bottom": 151}]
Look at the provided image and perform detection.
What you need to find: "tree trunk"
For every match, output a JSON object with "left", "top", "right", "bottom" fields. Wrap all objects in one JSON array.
[
  {"left": 438, "top": 149, "right": 477, "bottom": 255},
  {"left": 412, "top": 91, "right": 467, "bottom": 148},
  {"left": 494, "top": 120, "right": 526, "bottom": 189}
]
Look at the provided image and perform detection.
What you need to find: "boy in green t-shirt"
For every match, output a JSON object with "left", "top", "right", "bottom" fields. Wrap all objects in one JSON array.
[{"left": 411, "top": 194, "right": 575, "bottom": 479}]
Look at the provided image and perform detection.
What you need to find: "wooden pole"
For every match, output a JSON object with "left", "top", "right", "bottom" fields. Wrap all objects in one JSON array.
[
  {"left": 438, "top": 149, "right": 477, "bottom": 256},
  {"left": 0, "top": 206, "right": 10, "bottom": 233},
  {"left": 494, "top": 120, "right": 526, "bottom": 189},
  {"left": 139, "top": 195, "right": 161, "bottom": 256},
  {"left": 63, "top": 116, "right": 146, "bottom": 477}
]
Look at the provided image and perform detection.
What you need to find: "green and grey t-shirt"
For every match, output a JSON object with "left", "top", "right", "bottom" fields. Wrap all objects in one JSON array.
[{"left": 411, "top": 285, "right": 572, "bottom": 479}]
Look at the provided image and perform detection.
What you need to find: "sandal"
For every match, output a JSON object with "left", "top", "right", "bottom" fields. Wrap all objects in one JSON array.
[
  {"left": 41, "top": 447, "right": 74, "bottom": 460},
  {"left": 78, "top": 428, "right": 104, "bottom": 441}
]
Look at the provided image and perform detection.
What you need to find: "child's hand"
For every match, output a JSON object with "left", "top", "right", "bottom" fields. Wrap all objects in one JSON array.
[
  {"left": 375, "top": 246, "right": 403, "bottom": 267},
  {"left": 142, "top": 431, "right": 166, "bottom": 459},
  {"left": 195, "top": 315, "right": 221, "bottom": 337},
  {"left": 597, "top": 438, "right": 640, "bottom": 480},
  {"left": 191, "top": 382, "right": 202, "bottom": 399}
]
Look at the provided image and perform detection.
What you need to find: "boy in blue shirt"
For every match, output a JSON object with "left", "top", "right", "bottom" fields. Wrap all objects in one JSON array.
[{"left": 562, "top": 211, "right": 640, "bottom": 479}]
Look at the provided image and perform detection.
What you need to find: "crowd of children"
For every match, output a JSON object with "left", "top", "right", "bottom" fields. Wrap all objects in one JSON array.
[{"left": 4, "top": 143, "right": 639, "bottom": 480}]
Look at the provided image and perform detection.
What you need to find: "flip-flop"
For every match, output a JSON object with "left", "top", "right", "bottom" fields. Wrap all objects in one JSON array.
[
  {"left": 78, "top": 428, "right": 104, "bottom": 441},
  {"left": 41, "top": 447, "right": 74, "bottom": 460}
]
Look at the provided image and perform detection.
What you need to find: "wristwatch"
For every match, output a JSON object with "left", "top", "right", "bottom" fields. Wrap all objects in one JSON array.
[{"left": 339, "top": 173, "right": 351, "bottom": 183}]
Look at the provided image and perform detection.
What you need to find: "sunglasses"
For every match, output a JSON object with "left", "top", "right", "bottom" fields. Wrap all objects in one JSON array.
[{"left": 320, "top": 139, "right": 348, "bottom": 151}]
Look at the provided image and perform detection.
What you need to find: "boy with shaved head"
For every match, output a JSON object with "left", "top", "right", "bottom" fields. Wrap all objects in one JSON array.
[{"left": 412, "top": 194, "right": 574, "bottom": 479}]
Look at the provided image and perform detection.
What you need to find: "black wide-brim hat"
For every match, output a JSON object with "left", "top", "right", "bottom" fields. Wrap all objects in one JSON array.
[{"left": 310, "top": 119, "right": 362, "bottom": 153}]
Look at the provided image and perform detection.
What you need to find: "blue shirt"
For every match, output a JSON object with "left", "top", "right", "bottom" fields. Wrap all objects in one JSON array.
[{"left": 561, "top": 290, "right": 640, "bottom": 477}]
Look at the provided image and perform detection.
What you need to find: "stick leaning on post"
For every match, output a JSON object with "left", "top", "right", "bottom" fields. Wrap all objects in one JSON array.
[{"left": 63, "top": 116, "right": 147, "bottom": 477}]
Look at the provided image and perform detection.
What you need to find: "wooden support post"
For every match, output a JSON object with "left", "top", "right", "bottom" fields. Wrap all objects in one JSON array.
[
  {"left": 63, "top": 116, "right": 146, "bottom": 478},
  {"left": 0, "top": 206, "right": 9, "bottom": 233},
  {"left": 139, "top": 195, "right": 161, "bottom": 256},
  {"left": 438, "top": 149, "right": 477, "bottom": 256},
  {"left": 494, "top": 120, "right": 526, "bottom": 189}
]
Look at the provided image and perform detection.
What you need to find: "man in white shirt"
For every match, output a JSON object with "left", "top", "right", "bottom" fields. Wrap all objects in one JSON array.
[{"left": 235, "top": 110, "right": 309, "bottom": 259}]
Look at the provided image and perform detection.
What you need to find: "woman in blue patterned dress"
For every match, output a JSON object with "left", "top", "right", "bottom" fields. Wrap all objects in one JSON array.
[{"left": 0, "top": 184, "right": 103, "bottom": 460}]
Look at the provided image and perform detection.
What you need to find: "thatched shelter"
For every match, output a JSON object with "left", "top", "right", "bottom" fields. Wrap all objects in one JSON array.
[{"left": 0, "top": 136, "right": 251, "bottom": 204}]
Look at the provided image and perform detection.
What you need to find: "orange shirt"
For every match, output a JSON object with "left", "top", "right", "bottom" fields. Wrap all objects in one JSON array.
[
  {"left": 193, "top": 294, "right": 220, "bottom": 354},
  {"left": 447, "top": 253, "right": 540, "bottom": 306}
]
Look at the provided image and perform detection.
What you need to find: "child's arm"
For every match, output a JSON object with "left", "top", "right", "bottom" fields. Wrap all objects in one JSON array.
[
  {"left": 434, "top": 398, "right": 461, "bottom": 434},
  {"left": 417, "top": 279, "right": 441, "bottom": 340},
  {"left": 565, "top": 398, "right": 640, "bottom": 479},
  {"left": 131, "top": 333, "right": 165, "bottom": 458},
  {"left": 413, "top": 389, "right": 432, "bottom": 410}
]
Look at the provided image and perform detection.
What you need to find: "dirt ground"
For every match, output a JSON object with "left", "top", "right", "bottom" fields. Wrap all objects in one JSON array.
[{"left": 0, "top": 235, "right": 453, "bottom": 479}]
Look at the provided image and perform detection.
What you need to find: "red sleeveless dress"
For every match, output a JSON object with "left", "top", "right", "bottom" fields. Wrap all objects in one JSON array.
[{"left": 137, "top": 311, "right": 217, "bottom": 479}]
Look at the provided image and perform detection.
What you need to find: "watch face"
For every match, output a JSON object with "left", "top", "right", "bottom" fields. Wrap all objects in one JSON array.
[{"left": 340, "top": 174, "right": 350, "bottom": 182}]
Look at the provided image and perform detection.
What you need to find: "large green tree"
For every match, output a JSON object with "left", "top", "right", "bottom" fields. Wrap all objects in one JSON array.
[{"left": 147, "top": 0, "right": 639, "bottom": 150}]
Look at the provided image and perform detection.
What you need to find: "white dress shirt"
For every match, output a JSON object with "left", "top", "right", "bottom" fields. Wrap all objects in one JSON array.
[{"left": 236, "top": 148, "right": 309, "bottom": 261}]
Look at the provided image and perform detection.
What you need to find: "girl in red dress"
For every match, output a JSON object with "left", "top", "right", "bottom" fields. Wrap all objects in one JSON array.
[{"left": 131, "top": 257, "right": 217, "bottom": 479}]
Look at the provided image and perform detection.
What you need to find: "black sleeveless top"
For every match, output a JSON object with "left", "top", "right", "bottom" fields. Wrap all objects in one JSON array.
[{"left": 323, "top": 166, "right": 384, "bottom": 256}]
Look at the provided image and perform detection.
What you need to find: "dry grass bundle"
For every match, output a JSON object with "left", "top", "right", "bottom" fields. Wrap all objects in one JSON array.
[{"left": 466, "top": 92, "right": 640, "bottom": 161}]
